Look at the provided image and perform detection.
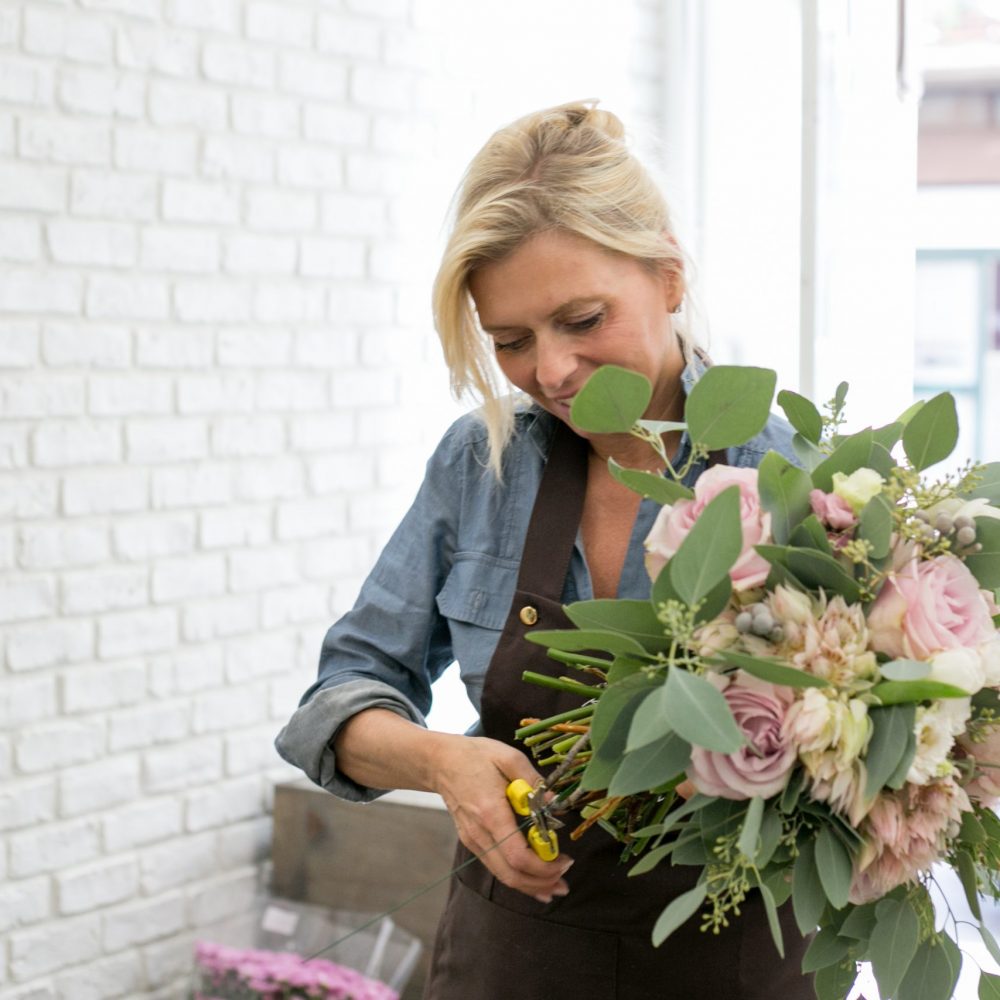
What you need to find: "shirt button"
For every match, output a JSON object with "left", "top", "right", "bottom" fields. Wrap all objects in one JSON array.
[{"left": 519, "top": 605, "right": 538, "bottom": 626}]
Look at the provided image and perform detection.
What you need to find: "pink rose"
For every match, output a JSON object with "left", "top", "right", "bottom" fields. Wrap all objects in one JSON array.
[
  {"left": 644, "top": 465, "right": 772, "bottom": 591},
  {"left": 867, "top": 554, "right": 996, "bottom": 660},
  {"left": 958, "top": 723, "right": 1000, "bottom": 807},
  {"left": 809, "top": 489, "right": 857, "bottom": 530},
  {"left": 687, "top": 673, "right": 796, "bottom": 799}
]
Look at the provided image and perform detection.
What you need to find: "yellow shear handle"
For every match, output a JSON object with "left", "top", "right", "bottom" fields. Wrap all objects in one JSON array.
[{"left": 505, "top": 779, "right": 559, "bottom": 862}]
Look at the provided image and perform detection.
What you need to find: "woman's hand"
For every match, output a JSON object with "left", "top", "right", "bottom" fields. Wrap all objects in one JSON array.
[
  {"left": 334, "top": 709, "right": 573, "bottom": 903},
  {"left": 430, "top": 732, "right": 574, "bottom": 903}
]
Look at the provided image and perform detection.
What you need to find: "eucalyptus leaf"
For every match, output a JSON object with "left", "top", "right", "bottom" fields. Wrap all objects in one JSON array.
[
  {"left": 777, "top": 389, "right": 822, "bottom": 443},
  {"left": 786, "top": 548, "right": 862, "bottom": 603},
  {"left": 981, "top": 925, "right": 1000, "bottom": 968},
  {"left": 651, "top": 881, "right": 708, "bottom": 947},
  {"left": 869, "top": 897, "right": 920, "bottom": 998},
  {"left": 867, "top": 442, "right": 896, "bottom": 479},
  {"left": 815, "top": 826, "right": 853, "bottom": 910},
  {"left": 811, "top": 428, "right": 874, "bottom": 493},
  {"left": 625, "top": 684, "right": 671, "bottom": 752},
  {"left": 838, "top": 903, "right": 877, "bottom": 941},
  {"left": 664, "top": 666, "right": 744, "bottom": 753},
  {"left": 628, "top": 842, "right": 676, "bottom": 878},
  {"left": 859, "top": 494, "right": 893, "bottom": 560},
  {"left": 606, "top": 655, "right": 646, "bottom": 684},
  {"left": 871, "top": 679, "right": 972, "bottom": 704},
  {"left": 737, "top": 795, "right": 765, "bottom": 861},
  {"left": 879, "top": 660, "right": 931, "bottom": 682},
  {"left": 525, "top": 628, "right": 648, "bottom": 658},
  {"left": 896, "top": 933, "right": 962, "bottom": 1000},
  {"left": 813, "top": 960, "right": 859, "bottom": 1000},
  {"left": 902, "top": 391, "right": 959, "bottom": 471},
  {"left": 685, "top": 365, "right": 777, "bottom": 450},
  {"left": 756, "top": 806, "right": 783, "bottom": 868},
  {"left": 834, "top": 381, "right": 849, "bottom": 410},
  {"left": 761, "top": 864, "right": 794, "bottom": 907},
  {"left": 865, "top": 704, "right": 917, "bottom": 798},
  {"left": 757, "top": 450, "right": 814, "bottom": 545},
  {"left": 668, "top": 486, "right": 743, "bottom": 606},
  {"left": 886, "top": 721, "right": 918, "bottom": 790},
  {"left": 792, "top": 433, "right": 825, "bottom": 471},
  {"left": 757, "top": 879, "right": 785, "bottom": 959},
  {"left": 872, "top": 421, "right": 904, "bottom": 451},
  {"left": 960, "top": 809, "right": 987, "bottom": 845},
  {"left": 713, "top": 649, "right": 831, "bottom": 689},
  {"left": 965, "top": 517, "right": 1000, "bottom": 590},
  {"left": 609, "top": 732, "right": 691, "bottom": 796},
  {"left": 966, "top": 462, "right": 1000, "bottom": 504},
  {"left": 792, "top": 838, "right": 825, "bottom": 936},
  {"left": 957, "top": 849, "right": 983, "bottom": 921},
  {"left": 780, "top": 767, "right": 806, "bottom": 814},
  {"left": 981, "top": 973, "right": 1000, "bottom": 1000},
  {"left": 565, "top": 598, "right": 672, "bottom": 654},
  {"left": 801, "top": 927, "right": 852, "bottom": 974},
  {"left": 693, "top": 574, "right": 733, "bottom": 625},
  {"left": 636, "top": 418, "right": 687, "bottom": 435},
  {"left": 570, "top": 365, "right": 652, "bottom": 433},
  {"left": 581, "top": 674, "right": 660, "bottom": 788},
  {"left": 789, "top": 513, "right": 833, "bottom": 555},
  {"left": 608, "top": 457, "right": 694, "bottom": 505}
]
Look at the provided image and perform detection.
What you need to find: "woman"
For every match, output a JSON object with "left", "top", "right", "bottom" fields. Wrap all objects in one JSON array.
[{"left": 276, "top": 101, "right": 812, "bottom": 998}]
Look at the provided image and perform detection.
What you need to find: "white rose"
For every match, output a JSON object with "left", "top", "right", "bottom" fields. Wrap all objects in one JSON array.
[
  {"left": 980, "top": 637, "right": 1000, "bottom": 687},
  {"left": 928, "top": 647, "right": 986, "bottom": 695},
  {"left": 907, "top": 701, "right": 965, "bottom": 785},
  {"left": 928, "top": 496, "right": 1000, "bottom": 523},
  {"left": 832, "top": 468, "right": 885, "bottom": 514}
]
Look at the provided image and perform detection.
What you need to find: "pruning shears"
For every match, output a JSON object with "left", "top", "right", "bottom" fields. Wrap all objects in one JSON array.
[{"left": 505, "top": 778, "right": 563, "bottom": 862}]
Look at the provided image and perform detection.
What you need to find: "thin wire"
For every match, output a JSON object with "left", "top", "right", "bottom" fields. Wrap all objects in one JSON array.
[{"left": 299, "top": 815, "right": 537, "bottom": 964}]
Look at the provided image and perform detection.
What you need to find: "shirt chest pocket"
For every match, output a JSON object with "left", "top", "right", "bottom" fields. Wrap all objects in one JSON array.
[{"left": 436, "top": 552, "right": 519, "bottom": 631}]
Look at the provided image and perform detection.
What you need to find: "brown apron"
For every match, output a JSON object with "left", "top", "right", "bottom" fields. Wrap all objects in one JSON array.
[{"left": 425, "top": 422, "right": 813, "bottom": 999}]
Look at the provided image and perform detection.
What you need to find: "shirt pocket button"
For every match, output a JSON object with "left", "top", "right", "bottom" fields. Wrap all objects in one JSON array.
[{"left": 518, "top": 605, "right": 538, "bottom": 626}]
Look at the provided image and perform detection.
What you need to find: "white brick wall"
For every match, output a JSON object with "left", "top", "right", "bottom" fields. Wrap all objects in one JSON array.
[{"left": 0, "top": 0, "right": 663, "bottom": 995}]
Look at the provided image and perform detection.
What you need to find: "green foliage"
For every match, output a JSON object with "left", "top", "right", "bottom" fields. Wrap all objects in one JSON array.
[
  {"left": 570, "top": 365, "right": 652, "bottom": 433},
  {"left": 965, "top": 517, "right": 1000, "bottom": 590},
  {"left": 777, "top": 389, "right": 823, "bottom": 443},
  {"left": 580, "top": 673, "right": 659, "bottom": 789},
  {"left": 663, "top": 667, "right": 744, "bottom": 753},
  {"left": 811, "top": 428, "right": 874, "bottom": 493},
  {"left": 896, "top": 935, "right": 962, "bottom": 1000},
  {"left": 525, "top": 627, "right": 648, "bottom": 658},
  {"left": 607, "top": 457, "right": 694, "bottom": 504},
  {"left": 792, "top": 838, "right": 826, "bottom": 936},
  {"left": 965, "top": 462, "right": 1000, "bottom": 504},
  {"left": 902, "top": 392, "right": 959, "bottom": 471},
  {"left": 757, "top": 451, "right": 814, "bottom": 544},
  {"left": 685, "top": 365, "right": 777, "bottom": 450},
  {"left": 713, "top": 649, "right": 831, "bottom": 689},
  {"left": 608, "top": 732, "right": 690, "bottom": 796},
  {"left": 864, "top": 704, "right": 917, "bottom": 797},
  {"left": 814, "top": 826, "right": 853, "bottom": 910},
  {"left": 870, "top": 679, "right": 973, "bottom": 705},
  {"left": 564, "top": 598, "right": 673, "bottom": 654},
  {"left": 859, "top": 493, "right": 893, "bottom": 560},
  {"left": 651, "top": 881, "right": 707, "bottom": 947},
  {"left": 801, "top": 927, "right": 852, "bottom": 974},
  {"left": 668, "top": 486, "right": 743, "bottom": 606},
  {"left": 869, "top": 897, "right": 920, "bottom": 998}
]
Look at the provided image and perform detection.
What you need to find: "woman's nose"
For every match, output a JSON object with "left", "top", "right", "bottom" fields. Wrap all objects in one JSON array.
[{"left": 534, "top": 334, "right": 577, "bottom": 393}]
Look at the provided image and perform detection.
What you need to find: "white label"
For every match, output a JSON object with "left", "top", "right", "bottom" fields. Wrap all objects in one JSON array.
[{"left": 261, "top": 905, "right": 299, "bottom": 936}]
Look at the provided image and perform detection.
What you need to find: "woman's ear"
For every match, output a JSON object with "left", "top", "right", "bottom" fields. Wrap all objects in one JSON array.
[{"left": 662, "top": 263, "right": 685, "bottom": 314}]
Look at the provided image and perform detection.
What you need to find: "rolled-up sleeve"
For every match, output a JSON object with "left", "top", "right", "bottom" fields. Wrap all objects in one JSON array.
[{"left": 275, "top": 421, "right": 465, "bottom": 801}]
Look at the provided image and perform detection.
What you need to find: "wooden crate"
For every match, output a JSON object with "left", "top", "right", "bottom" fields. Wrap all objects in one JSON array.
[{"left": 271, "top": 779, "right": 457, "bottom": 1000}]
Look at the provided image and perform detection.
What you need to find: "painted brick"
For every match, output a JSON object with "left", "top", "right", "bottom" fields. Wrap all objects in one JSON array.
[
  {"left": 115, "top": 125, "right": 197, "bottom": 174},
  {"left": 0, "top": 674, "right": 57, "bottom": 729},
  {"left": 88, "top": 373, "right": 172, "bottom": 415},
  {"left": 321, "top": 191, "right": 388, "bottom": 235},
  {"left": 0, "top": 268, "right": 81, "bottom": 314},
  {"left": 329, "top": 284, "right": 396, "bottom": 326},
  {"left": 108, "top": 701, "right": 189, "bottom": 752},
  {"left": 246, "top": 188, "right": 317, "bottom": 232},
  {"left": 0, "top": 777, "right": 56, "bottom": 833},
  {"left": 71, "top": 168, "right": 158, "bottom": 220},
  {"left": 148, "top": 645, "right": 225, "bottom": 697},
  {"left": 0, "top": 577, "right": 55, "bottom": 625},
  {"left": 303, "top": 104, "right": 369, "bottom": 145},
  {"left": 98, "top": 607, "right": 178, "bottom": 659},
  {"left": 246, "top": 2, "right": 313, "bottom": 46},
  {"left": 150, "top": 466, "right": 231, "bottom": 509},
  {"left": 9, "top": 817, "right": 101, "bottom": 878},
  {"left": 149, "top": 80, "right": 226, "bottom": 130},
  {"left": 330, "top": 367, "right": 397, "bottom": 408},
  {"left": 223, "top": 232, "right": 298, "bottom": 275},
  {"left": 357, "top": 405, "right": 423, "bottom": 447},
  {"left": 0, "top": 476, "right": 59, "bottom": 520},
  {"left": 0, "top": 322, "right": 38, "bottom": 367},
  {"left": 0, "top": 217, "right": 42, "bottom": 264},
  {"left": 0, "top": 876, "right": 50, "bottom": 934},
  {"left": 278, "top": 51, "right": 348, "bottom": 100},
  {"left": 187, "top": 868, "right": 257, "bottom": 927},
  {"left": 307, "top": 451, "right": 376, "bottom": 493},
  {"left": 185, "top": 775, "right": 261, "bottom": 832},
  {"left": 224, "top": 631, "right": 296, "bottom": 683},
  {"left": 24, "top": 7, "right": 114, "bottom": 64},
  {"left": 235, "top": 458, "right": 304, "bottom": 503},
  {"left": 0, "top": 6, "right": 19, "bottom": 47},
  {"left": 228, "top": 545, "right": 298, "bottom": 592},
  {"left": 140, "top": 226, "right": 220, "bottom": 274},
  {"left": 261, "top": 583, "right": 328, "bottom": 628},
  {"left": 143, "top": 738, "right": 222, "bottom": 793},
  {"left": 112, "top": 513, "right": 196, "bottom": 560},
  {"left": 216, "top": 328, "right": 292, "bottom": 366},
  {"left": 166, "top": 0, "right": 239, "bottom": 32},
  {"left": 162, "top": 177, "right": 240, "bottom": 225},
  {"left": 52, "top": 952, "right": 143, "bottom": 1000},
  {"left": 211, "top": 415, "right": 285, "bottom": 457},
  {"left": 174, "top": 282, "right": 253, "bottom": 323},
  {"left": 87, "top": 273, "right": 170, "bottom": 321},
  {"left": 199, "top": 506, "right": 271, "bottom": 549},
  {"left": 18, "top": 522, "right": 110, "bottom": 570},
  {"left": 101, "top": 892, "right": 185, "bottom": 951},
  {"left": 203, "top": 40, "right": 275, "bottom": 88},
  {"left": 63, "top": 468, "right": 149, "bottom": 517},
  {"left": 115, "top": 22, "right": 199, "bottom": 77},
  {"left": 300, "top": 236, "right": 365, "bottom": 278},
  {"left": 126, "top": 419, "right": 208, "bottom": 463},
  {"left": 142, "top": 933, "right": 197, "bottom": 992},
  {"left": 1, "top": 375, "right": 85, "bottom": 418},
  {"left": 350, "top": 64, "right": 413, "bottom": 111},
  {"left": 135, "top": 328, "right": 214, "bottom": 368},
  {"left": 202, "top": 134, "right": 273, "bottom": 183},
  {"left": 277, "top": 146, "right": 343, "bottom": 189},
  {"left": 59, "top": 755, "right": 141, "bottom": 819},
  {"left": 177, "top": 373, "right": 254, "bottom": 413},
  {"left": 152, "top": 554, "right": 226, "bottom": 602},
  {"left": 253, "top": 283, "right": 325, "bottom": 323},
  {"left": 5, "top": 618, "right": 93, "bottom": 671},
  {"left": 217, "top": 815, "right": 271, "bottom": 868},
  {"left": 9, "top": 914, "right": 102, "bottom": 981},
  {"left": 80, "top": 0, "right": 161, "bottom": 19},
  {"left": 57, "top": 66, "right": 144, "bottom": 119},
  {"left": 102, "top": 797, "right": 183, "bottom": 851},
  {"left": 275, "top": 497, "right": 345, "bottom": 540},
  {"left": 181, "top": 594, "right": 258, "bottom": 642},
  {"left": 255, "top": 372, "right": 327, "bottom": 411},
  {"left": 294, "top": 327, "right": 358, "bottom": 367},
  {"left": 317, "top": 12, "right": 381, "bottom": 58},
  {"left": 31, "top": 420, "right": 119, "bottom": 467},
  {"left": 62, "top": 660, "right": 147, "bottom": 713},
  {"left": 232, "top": 93, "right": 299, "bottom": 140},
  {"left": 0, "top": 424, "right": 32, "bottom": 470},
  {"left": 15, "top": 719, "right": 105, "bottom": 774},
  {"left": 0, "top": 56, "right": 55, "bottom": 108},
  {"left": 20, "top": 116, "right": 111, "bottom": 165},
  {"left": 47, "top": 219, "right": 136, "bottom": 267},
  {"left": 346, "top": 151, "right": 408, "bottom": 196},
  {"left": 42, "top": 325, "right": 130, "bottom": 368}
]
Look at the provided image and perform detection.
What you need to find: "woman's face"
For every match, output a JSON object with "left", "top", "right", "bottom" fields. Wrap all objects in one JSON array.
[{"left": 468, "top": 230, "right": 684, "bottom": 434}]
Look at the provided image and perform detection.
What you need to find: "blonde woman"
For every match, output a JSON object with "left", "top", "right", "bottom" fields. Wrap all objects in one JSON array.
[{"left": 277, "top": 102, "right": 811, "bottom": 998}]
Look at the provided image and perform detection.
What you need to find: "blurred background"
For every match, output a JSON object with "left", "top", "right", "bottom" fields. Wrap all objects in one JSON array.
[{"left": 0, "top": 0, "right": 998, "bottom": 996}]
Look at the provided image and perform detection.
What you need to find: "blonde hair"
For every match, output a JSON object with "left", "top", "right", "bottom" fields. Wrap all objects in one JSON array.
[{"left": 432, "top": 99, "right": 690, "bottom": 476}]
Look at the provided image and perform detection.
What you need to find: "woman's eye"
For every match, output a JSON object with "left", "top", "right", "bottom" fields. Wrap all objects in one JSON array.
[
  {"left": 495, "top": 337, "right": 529, "bottom": 353},
  {"left": 566, "top": 312, "right": 603, "bottom": 332}
]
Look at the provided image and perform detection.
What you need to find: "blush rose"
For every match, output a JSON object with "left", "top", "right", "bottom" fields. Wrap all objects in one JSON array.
[
  {"left": 686, "top": 673, "right": 796, "bottom": 800},
  {"left": 644, "top": 465, "right": 772, "bottom": 591}
]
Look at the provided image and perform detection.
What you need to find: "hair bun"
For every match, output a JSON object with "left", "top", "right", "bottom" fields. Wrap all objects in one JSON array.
[{"left": 558, "top": 100, "right": 625, "bottom": 142}]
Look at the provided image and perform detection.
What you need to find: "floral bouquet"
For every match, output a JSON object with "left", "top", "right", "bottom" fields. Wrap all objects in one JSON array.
[
  {"left": 518, "top": 363, "right": 1000, "bottom": 1000},
  {"left": 192, "top": 941, "right": 399, "bottom": 1000}
]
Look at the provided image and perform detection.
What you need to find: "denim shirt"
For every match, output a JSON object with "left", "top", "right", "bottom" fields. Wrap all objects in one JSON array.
[{"left": 275, "top": 357, "right": 798, "bottom": 801}]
